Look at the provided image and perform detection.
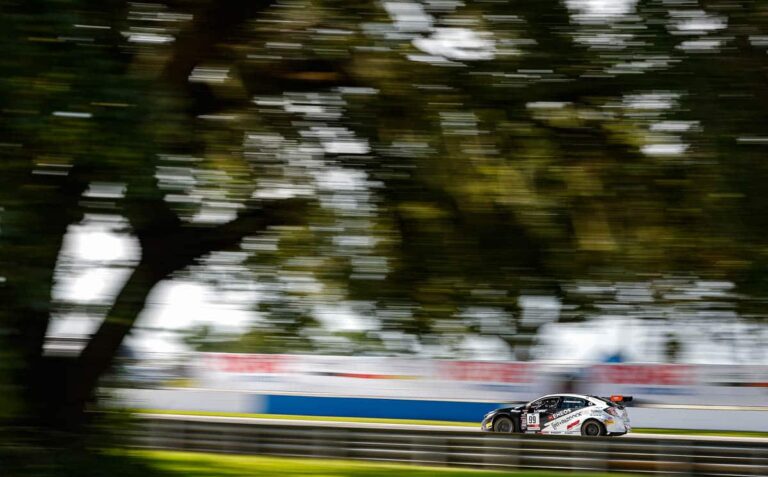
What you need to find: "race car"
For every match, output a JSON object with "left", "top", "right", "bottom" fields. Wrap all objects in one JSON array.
[{"left": 480, "top": 393, "right": 632, "bottom": 436}]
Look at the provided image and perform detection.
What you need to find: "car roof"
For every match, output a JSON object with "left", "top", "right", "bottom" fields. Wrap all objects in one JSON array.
[
  {"left": 537, "top": 393, "right": 590, "bottom": 400},
  {"left": 534, "top": 394, "right": 607, "bottom": 404}
]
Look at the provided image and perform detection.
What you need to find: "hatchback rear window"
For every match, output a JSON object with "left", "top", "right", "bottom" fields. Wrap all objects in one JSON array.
[{"left": 592, "top": 396, "right": 618, "bottom": 407}]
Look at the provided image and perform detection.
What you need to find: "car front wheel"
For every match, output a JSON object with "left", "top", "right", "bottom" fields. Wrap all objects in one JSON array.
[
  {"left": 581, "top": 420, "right": 605, "bottom": 437},
  {"left": 492, "top": 416, "right": 516, "bottom": 433}
]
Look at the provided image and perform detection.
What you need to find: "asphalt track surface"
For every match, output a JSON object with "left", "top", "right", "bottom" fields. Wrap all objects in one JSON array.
[{"left": 141, "top": 413, "right": 768, "bottom": 443}]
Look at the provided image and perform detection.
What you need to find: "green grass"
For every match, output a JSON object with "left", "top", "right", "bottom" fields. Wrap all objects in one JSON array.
[{"left": 136, "top": 450, "right": 631, "bottom": 477}]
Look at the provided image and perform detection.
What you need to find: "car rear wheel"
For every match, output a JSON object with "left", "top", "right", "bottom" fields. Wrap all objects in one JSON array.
[
  {"left": 581, "top": 420, "right": 605, "bottom": 436},
  {"left": 492, "top": 416, "right": 516, "bottom": 433}
]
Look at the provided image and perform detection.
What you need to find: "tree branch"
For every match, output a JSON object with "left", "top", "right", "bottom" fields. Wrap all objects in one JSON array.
[
  {"left": 162, "top": 0, "right": 275, "bottom": 87},
  {"left": 77, "top": 192, "right": 309, "bottom": 397},
  {"left": 73, "top": 0, "right": 308, "bottom": 401}
]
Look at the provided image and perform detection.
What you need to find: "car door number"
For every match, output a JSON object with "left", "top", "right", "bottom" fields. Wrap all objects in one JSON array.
[{"left": 526, "top": 413, "right": 540, "bottom": 430}]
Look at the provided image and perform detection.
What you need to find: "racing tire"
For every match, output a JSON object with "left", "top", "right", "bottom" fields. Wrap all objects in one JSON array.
[
  {"left": 492, "top": 415, "right": 516, "bottom": 433},
  {"left": 580, "top": 420, "right": 606, "bottom": 437}
]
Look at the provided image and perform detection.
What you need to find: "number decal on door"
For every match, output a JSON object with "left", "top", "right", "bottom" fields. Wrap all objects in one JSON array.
[{"left": 526, "top": 413, "right": 540, "bottom": 430}]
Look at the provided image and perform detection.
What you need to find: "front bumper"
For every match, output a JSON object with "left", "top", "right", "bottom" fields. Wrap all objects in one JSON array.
[{"left": 480, "top": 416, "right": 494, "bottom": 431}]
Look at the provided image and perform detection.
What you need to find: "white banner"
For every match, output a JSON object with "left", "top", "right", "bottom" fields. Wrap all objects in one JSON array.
[{"left": 191, "top": 353, "right": 768, "bottom": 405}]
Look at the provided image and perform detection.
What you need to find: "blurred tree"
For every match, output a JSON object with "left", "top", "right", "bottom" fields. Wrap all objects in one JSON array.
[
  {"left": 1, "top": 0, "right": 768, "bottom": 437},
  {"left": 0, "top": 0, "right": 309, "bottom": 432}
]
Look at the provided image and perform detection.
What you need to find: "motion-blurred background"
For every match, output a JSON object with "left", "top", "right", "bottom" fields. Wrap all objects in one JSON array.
[{"left": 1, "top": 0, "right": 767, "bottom": 475}]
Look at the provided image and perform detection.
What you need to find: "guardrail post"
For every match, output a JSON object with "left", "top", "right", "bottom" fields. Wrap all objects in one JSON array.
[
  {"left": 310, "top": 428, "right": 322, "bottom": 457},
  {"left": 180, "top": 419, "right": 187, "bottom": 450},
  {"left": 247, "top": 429, "right": 260, "bottom": 455},
  {"left": 565, "top": 435, "right": 609, "bottom": 473},
  {"left": 481, "top": 435, "right": 493, "bottom": 469},
  {"left": 593, "top": 437, "right": 608, "bottom": 473},
  {"left": 509, "top": 435, "right": 520, "bottom": 469},
  {"left": 682, "top": 440, "right": 693, "bottom": 477},
  {"left": 332, "top": 428, "right": 348, "bottom": 459},
  {"left": 309, "top": 428, "right": 346, "bottom": 459},
  {"left": 751, "top": 443, "right": 767, "bottom": 476},
  {"left": 487, "top": 434, "right": 520, "bottom": 469},
  {"left": 412, "top": 435, "right": 444, "bottom": 465},
  {"left": 483, "top": 434, "right": 518, "bottom": 469},
  {"left": 138, "top": 419, "right": 152, "bottom": 449}
]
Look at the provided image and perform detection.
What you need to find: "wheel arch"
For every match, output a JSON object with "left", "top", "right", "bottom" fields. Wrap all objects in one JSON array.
[
  {"left": 492, "top": 413, "right": 518, "bottom": 432},
  {"left": 580, "top": 418, "right": 606, "bottom": 436}
]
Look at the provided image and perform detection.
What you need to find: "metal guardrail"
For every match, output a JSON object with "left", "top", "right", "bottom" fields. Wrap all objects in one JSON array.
[{"left": 130, "top": 415, "right": 768, "bottom": 476}]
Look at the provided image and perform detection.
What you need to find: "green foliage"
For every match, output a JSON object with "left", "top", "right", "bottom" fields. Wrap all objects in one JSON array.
[{"left": 1, "top": 0, "right": 768, "bottom": 431}]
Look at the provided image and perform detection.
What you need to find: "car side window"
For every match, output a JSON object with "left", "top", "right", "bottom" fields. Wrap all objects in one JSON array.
[
  {"left": 530, "top": 397, "right": 560, "bottom": 410},
  {"left": 529, "top": 399, "right": 544, "bottom": 410},
  {"left": 559, "top": 398, "right": 588, "bottom": 410}
]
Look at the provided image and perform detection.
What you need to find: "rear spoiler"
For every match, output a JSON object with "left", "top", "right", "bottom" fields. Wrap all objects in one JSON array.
[{"left": 603, "top": 395, "right": 633, "bottom": 404}]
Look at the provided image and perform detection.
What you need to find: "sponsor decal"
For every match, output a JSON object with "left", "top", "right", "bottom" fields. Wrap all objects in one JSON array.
[
  {"left": 526, "top": 412, "right": 540, "bottom": 430},
  {"left": 567, "top": 420, "right": 581, "bottom": 430},
  {"left": 549, "top": 411, "right": 583, "bottom": 430},
  {"left": 551, "top": 409, "right": 572, "bottom": 419}
]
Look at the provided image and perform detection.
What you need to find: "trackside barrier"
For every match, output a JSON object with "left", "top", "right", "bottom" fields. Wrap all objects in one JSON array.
[{"left": 129, "top": 415, "right": 768, "bottom": 476}]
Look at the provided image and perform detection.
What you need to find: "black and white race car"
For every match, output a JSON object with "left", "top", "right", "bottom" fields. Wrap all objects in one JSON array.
[{"left": 481, "top": 393, "right": 632, "bottom": 436}]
